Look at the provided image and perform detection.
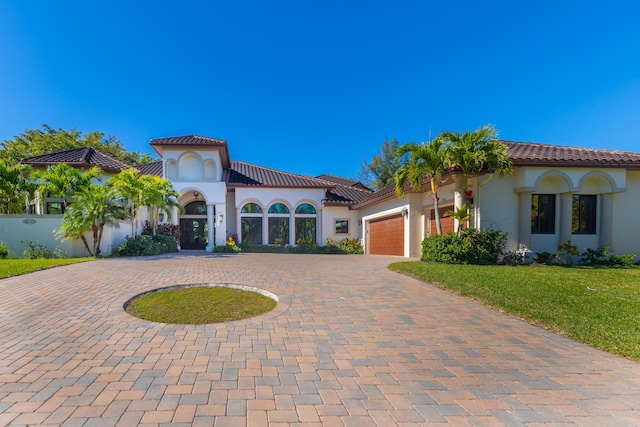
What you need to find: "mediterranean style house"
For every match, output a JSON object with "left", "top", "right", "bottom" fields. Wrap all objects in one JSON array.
[{"left": 5, "top": 135, "right": 640, "bottom": 260}]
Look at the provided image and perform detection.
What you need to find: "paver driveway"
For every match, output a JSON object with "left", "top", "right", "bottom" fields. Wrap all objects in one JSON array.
[{"left": 1, "top": 253, "right": 640, "bottom": 426}]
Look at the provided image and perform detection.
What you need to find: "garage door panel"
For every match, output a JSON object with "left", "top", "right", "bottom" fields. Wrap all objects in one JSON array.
[{"left": 369, "top": 215, "right": 404, "bottom": 256}]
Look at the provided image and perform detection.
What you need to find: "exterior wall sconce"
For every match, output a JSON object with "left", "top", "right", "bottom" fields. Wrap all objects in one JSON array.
[
  {"left": 358, "top": 219, "right": 363, "bottom": 226},
  {"left": 218, "top": 213, "right": 224, "bottom": 223},
  {"left": 401, "top": 207, "right": 409, "bottom": 218},
  {"left": 159, "top": 213, "right": 165, "bottom": 222}
]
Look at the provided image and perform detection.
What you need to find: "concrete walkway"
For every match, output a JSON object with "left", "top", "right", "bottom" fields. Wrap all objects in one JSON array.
[{"left": 1, "top": 253, "right": 639, "bottom": 426}]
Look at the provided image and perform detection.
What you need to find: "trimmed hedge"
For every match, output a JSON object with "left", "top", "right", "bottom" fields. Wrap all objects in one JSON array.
[
  {"left": 421, "top": 229, "right": 507, "bottom": 265},
  {"left": 118, "top": 234, "right": 178, "bottom": 256}
]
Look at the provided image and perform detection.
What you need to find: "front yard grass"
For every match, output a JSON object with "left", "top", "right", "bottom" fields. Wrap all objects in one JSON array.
[
  {"left": 126, "top": 287, "right": 277, "bottom": 324},
  {"left": 389, "top": 262, "right": 640, "bottom": 361},
  {"left": 0, "top": 258, "right": 93, "bottom": 279}
]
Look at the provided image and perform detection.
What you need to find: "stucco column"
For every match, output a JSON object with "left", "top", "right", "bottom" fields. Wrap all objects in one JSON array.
[
  {"left": 518, "top": 192, "right": 532, "bottom": 249},
  {"left": 216, "top": 203, "right": 227, "bottom": 247},
  {"left": 171, "top": 206, "right": 179, "bottom": 226},
  {"left": 559, "top": 193, "right": 573, "bottom": 246},
  {"left": 289, "top": 211, "right": 295, "bottom": 245},
  {"left": 453, "top": 174, "right": 465, "bottom": 232},
  {"left": 263, "top": 214, "right": 269, "bottom": 245},
  {"left": 206, "top": 204, "right": 215, "bottom": 252}
]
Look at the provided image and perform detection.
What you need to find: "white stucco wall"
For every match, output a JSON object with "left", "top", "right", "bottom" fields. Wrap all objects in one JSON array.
[
  {"left": 320, "top": 206, "right": 360, "bottom": 244},
  {"left": 610, "top": 170, "right": 640, "bottom": 257},
  {"left": 0, "top": 215, "right": 130, "bottom": 258},
  {"left": 477, "top": 175, "right": 521, "bottom": 250}
]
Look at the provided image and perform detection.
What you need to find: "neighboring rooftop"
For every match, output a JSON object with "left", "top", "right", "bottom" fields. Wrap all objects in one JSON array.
[{"left": 20, "top": 147, "right": 132, "bottom": 173}]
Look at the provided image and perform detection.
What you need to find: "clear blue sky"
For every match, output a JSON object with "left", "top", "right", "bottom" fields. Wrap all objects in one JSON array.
[{"left": 1, "top": 1, "right": 639, "bottom": 178}]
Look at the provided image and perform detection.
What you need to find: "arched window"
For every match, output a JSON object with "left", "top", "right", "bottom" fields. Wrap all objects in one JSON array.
[
  {"left": 241, "top": 203, "right": 263, "bottom": 214},
  {"left": 184, "top": 201, "right": 207, "bottom": 215},
  {"left": 295, "top": 203, "right": 317, "bottom": 243},
  {"left": 268, "top": 203, "right": 289, "bottom": 214},
  {"left": 295, "top": 203, "right": 316, "bottom": 214},
  {"left": 240, "top": 202, "right": 263, "bottom": 244},
  {"left": 268, "top": 203, "right": 290, "bottom": 244}
]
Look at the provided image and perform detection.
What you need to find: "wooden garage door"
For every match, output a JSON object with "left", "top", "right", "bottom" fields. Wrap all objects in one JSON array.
[{"left": 369, "top": 215, "right": 404, "bottom": 256}]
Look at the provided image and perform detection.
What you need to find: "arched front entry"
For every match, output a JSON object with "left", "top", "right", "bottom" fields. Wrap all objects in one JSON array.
[{"left": 180, "top": 201, "right": 212, "bottom": 250}]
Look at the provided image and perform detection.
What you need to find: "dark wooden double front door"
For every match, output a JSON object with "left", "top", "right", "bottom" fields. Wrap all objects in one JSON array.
[{"left": 180, "top": 219, "right": 208, "bottom": 250}]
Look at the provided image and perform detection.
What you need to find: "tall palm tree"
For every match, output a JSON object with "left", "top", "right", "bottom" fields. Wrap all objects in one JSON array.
[
  {"left": 33, "top": 163, "right": 102, "bottom": 210},
  {"left": 141, "top": 175, "right": 182, "bottom": 235},
  {"left": 56, "top": 184, "right": 126, "bottom": 256},
  {"left": 441, "top": 124, "right": 513, "bottom": 192},
  {"left": 109, "top": 168, "right": 145, "bottom": 236},
  {"left": 394, "top": 137, "right": 450, "bottom": 235}
]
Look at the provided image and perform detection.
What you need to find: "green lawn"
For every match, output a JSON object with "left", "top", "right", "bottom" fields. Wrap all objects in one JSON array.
[
  {"left": 0, "top": 258, "right": 93, "bottom": 279},
  {"left": 389, "top": 262, "right": 640, "bottom": 361},
  {"left": 126, "top": 286, "right": 278, "bottom": 324}
]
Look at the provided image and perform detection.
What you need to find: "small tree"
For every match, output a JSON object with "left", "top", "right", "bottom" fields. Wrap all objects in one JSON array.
[
  {"left": 444, "top": 204, "right": 474, "bottom": 233},
  {"left": 141, "top": 175, "right": 182, "bottom": 235},
  {"left": 110, "top": 168, "right": 146, "bottom": 236},
  {"left": 57, "top": 184, "right": 126, "bottom": 256},
  {"left": 394, "top": 137, "right": 450, "bottom": 235},
  {"left": 359, "top": 138, "right": 404, "bottom": 190}
]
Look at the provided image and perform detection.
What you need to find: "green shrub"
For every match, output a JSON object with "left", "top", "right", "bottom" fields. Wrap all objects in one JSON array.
[
  {"left": 421, "top": 229, "right": 507, "bottom": 265},
  {"left": 0, "top": 241, "right": 9, "bottom": 259},
  {"left": 118, "top": 234, "right": 178, "bottom": 256},
  {"left": 555, "top": 241, "right": 580, "bottom": 265},
  {"left": 533, "top": 251, "right": 554, "bottom": 264},
  {"left": 339, "top": 238, "right": 364, "bottom": 254},
  {"left": 22, "top": 241, "right": 53, "bottom": 259},
  {"left": 581, "top": 246, "right": 636, "bottom": 267}
]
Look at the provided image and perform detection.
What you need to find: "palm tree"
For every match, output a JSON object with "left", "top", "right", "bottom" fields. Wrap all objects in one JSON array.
[
  {"left": 33, "top": 163, "right": 102, "bottom": 211},
  {"left": 109, "top": 168, "right": 145, "bottom": 236},
  {"left": 441, "top": 124, "right": 513, "bottom": 193},
  {"left": 141, "top": 175, "right": 182, "bottom": 235},
  {"left": 394, "top": 137, "right": 450, "bottom": 235},
  {"left": 444, "top": 204, "right": 474, "bottom": 233},
  {"left": 56, "top": 184, "right": 126, "bottom": 256},
  {"left": 0, "top": 160, "right": 32, "bottom": 214}
]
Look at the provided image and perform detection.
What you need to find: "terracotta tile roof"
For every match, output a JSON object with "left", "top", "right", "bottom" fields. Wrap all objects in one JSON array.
[
  {"left": 504, "top": 141, "right": 640, "bottom": 168},
  {"left": 316, "top": 174, "right": 373, "bottom": 191},
  {"left": 225, "top": 161, "right": 332, "bottom": 188},
  {"left": 150, "top": 135, "right": 230, "bottom": 168},
  {"left": 150, "top": 135, "right": 228, "bottom": 147},
  {"left": 20, "top": 147, "right": 131, "bottom": 173},
  {"left": 323, "top": 184, "right": 374, "bottom": 206},
  {"left": 137, "top": 161, "right": 163, "bottom": 177}
]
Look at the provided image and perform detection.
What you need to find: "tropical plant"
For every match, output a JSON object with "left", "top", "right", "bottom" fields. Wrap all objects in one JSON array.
[
  {"left": 443, "top": 204, "right": 474, "bottom": 232},
  {"left": 56, "top": 184, "right": 126, "bottom": 256},
  {"left": 0, "top": 241, "right": 9, "bottom": 259},
  {"left": 440, "top": 124, "right": 513, "bottom": 192},
  {"left": 394, "top": 137, "right": 449, "bottom": 234},
  {"left": 0, "top": 160, "right": 34, "bottom": 214},
  {"left": 109, "top": 168, "right": 146, "bottom": 236},
  {"left": 140, "top": 175, "right": 182, "bottom": 235},
  {"left": 32, "top": 163, "right": 102, "bottom": 210}
]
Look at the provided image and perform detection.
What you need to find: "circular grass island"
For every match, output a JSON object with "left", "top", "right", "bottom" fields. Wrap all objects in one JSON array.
[{"left": 125, "top": 284, "right": 278, "bottom": 324}]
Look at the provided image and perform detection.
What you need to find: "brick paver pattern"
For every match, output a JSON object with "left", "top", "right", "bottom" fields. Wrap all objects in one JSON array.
[{"left": 1, "top": 253, "right": 640, "bottom": 426}]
